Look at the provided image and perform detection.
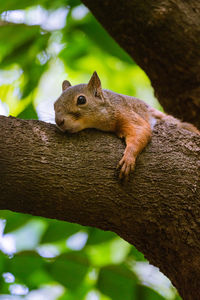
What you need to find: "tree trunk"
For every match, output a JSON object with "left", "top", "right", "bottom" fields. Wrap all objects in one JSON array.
[
  {"left": 0, "top": 115, "right": 200, "bottom": 299},
  {"left": 81, "top": 0, "right": 200, "bottom": 129}
]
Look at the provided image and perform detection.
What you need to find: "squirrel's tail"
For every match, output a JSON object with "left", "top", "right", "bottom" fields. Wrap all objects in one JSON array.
[{"left": 149, "top": 107, "right": 200, "bottom": 135}]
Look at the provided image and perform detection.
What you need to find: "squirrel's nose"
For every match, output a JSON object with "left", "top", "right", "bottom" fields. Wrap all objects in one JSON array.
[{"left": 55, "top": 116, "right": 64, "bottom": 127}]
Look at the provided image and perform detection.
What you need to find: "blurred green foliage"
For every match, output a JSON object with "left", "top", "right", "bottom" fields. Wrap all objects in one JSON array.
[
  {"left": 0, "top": 0, "right": 179, "bottom": 299},
  {"left": 0, "top": 211, "right": 180, "bottom": 300}
]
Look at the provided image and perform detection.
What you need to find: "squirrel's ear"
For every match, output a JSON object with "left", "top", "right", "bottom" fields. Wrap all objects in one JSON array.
[
  {"left": 87, "top": 71, "right": 102, "bottom": 98},
  {"left": 62, "top": 80, "right": 71, "bottom": 91}
]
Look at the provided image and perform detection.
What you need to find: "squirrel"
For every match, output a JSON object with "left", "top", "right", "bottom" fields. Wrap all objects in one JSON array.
[{"left": 54, "top": 71, "right": 200, "bottom": 179}]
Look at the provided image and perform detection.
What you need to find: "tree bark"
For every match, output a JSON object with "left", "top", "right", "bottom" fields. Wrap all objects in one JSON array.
[
  {"left": 0, "top": 115, "right": 200, "bottom": 299},
  {"left": 81, "top": 0, "right": 200, "bottom": 129}
]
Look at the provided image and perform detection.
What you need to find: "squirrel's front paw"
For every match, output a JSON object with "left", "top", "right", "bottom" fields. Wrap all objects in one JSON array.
[{"left": 117, "top": 154, "right": 136, "bottom": 180}]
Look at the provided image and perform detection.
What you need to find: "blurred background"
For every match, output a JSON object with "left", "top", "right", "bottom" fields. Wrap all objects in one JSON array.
[{"left": 0, "top": 1, "right": 181, "bottom": 299}]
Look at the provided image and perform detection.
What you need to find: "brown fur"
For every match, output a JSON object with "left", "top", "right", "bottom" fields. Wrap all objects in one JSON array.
[
  {"left": 54, "top": 71, "right": 200, "bottom": 179},
  {"left": 115, "top": 113, "right": 151, "bottom": 178}
]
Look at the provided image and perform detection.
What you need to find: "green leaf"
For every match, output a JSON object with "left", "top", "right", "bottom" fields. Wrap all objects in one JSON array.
[
  {"left": 67, "top": 0, "right": 81, "bottom": 9},
  {"left": 17, "top": 102, "right": 38, "bottom": 119},
  {"left": 0, "top": 24, "right": 50, "bottom": 97},
  {"left": 128, "top": 245, "right": 146, "bottom": 262},
  {"left": 7, "top": 251, "right": 46, "bottom": 288},
  {"left": 17, "top": 101, "right": 37, "bottom": 119},
  {"left": 0, "top": 24, "right": 48, "bottom": 64},
  {"left": 65, "top": 13, "right": 133, "bottom": 64},
  {"left": 0, "top": 210, "right": 31, "bottom": 233},
  {"left": 136, "top": 285, "right": 166, "bottom": 300},
  {"left": 86, "top": 228, "right": 116, "bottom": 245},
  {"left": 0, "top": 0, "right": 77, "bottom": 13},
  {"left": 0, "top": 280, "right": 10, "bottom": 295},
  {"left": 58, "top": 281, "right": 91, "bottom": 300},
  {"left": 59, "top": 32, "right": 91, "bottom": 70},
  {"left": 0, "top": 0, "right": 40, "bottom": 13},
  {"left": 22, "top": 62, "right": 48, "bottom": 98},
  {"left": 0, "top": 252, "right": 10, "bottom": 273},
  {"left": 41, "top": 219, "right": 83, "bottom": 244},
  {"left": 48, "top": 252, "right": 89, "bottom": 289},
  {"left": 28, "top": 268, "right": 53, "bottom": 287},
  {"left": 97, "top": 264, "right": 137, "bottom": 300},
  {"left": 174, "top": 295, "right": 182, "bottom": 300}
]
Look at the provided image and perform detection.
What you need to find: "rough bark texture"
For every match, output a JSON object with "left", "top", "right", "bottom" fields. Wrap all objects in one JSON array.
[
  {"left": 0, "top": 115, "right": 200, "bottom": 299},
  {"left": 81, "top": 0, "right": 200, "bottom": 129}
]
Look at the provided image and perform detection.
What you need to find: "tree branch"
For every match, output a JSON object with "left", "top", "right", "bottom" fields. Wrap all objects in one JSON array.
[
  {"left": 81, "top": 0, "right": 200, "bottom": 128},
  {"left": 0, "top": 116, "right": 200, "bottom": 299}
]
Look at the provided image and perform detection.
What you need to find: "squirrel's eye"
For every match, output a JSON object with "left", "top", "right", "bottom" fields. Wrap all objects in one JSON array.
[{"left": 77, "top": 95, "right": 86, "bottom": 105}]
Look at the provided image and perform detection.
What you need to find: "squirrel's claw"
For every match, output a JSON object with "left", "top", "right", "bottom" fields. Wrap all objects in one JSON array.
[{"left": 117, "top": 154, "right": 135, "bottom": 180}]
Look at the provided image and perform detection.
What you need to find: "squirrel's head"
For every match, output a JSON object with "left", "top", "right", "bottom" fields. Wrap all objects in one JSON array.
[{"left": 54, "top": 71, "right": 105, "bottom": 133}]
